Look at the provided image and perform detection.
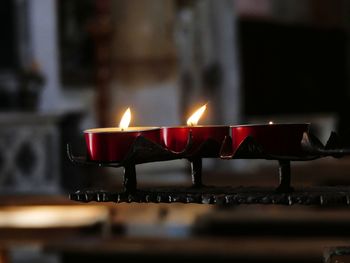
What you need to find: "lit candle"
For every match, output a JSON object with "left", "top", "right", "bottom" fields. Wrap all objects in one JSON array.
[
  {"left": 231, "top": 123, "right": 310, "bottom": 156},
  {"left": 85, "top": 108, "right": 160, "bottom": 162},
  {"left": 161, "top": 104, "right": 229, "bottom": 156}
]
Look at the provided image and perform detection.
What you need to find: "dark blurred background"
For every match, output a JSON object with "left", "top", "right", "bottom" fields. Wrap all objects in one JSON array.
[{"left": 1, "top": 0, "right": 350, "bottom": 262}]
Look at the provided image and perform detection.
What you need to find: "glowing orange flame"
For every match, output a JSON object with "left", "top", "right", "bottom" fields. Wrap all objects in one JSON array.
[
  {"left": 119, "top": 108, "right": 131, "bottom": 130},
  {"left": 186, "top": 104, "right": 207, "bottom": 126}
]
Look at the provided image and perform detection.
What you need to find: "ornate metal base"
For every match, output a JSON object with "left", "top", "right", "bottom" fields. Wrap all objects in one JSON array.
[
  {"left": 68, "top": 132, "right": 350, "bottom": 203},
  {"left": 70, "top": 186, "right": 350, "bottom": 206}
]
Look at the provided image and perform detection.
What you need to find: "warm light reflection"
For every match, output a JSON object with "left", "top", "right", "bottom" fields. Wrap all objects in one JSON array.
[
  {"left": 119, "top": 108, "right": 131, "bottom": 130},
  {"left": 0, "top": 206, "right": 108, "bottom": 228},
  {"left": 269, "top": 121, "right": 274, "bottom": 125},
  {"left": 186, "top": 104, "right": 207, "bottom": 126}
]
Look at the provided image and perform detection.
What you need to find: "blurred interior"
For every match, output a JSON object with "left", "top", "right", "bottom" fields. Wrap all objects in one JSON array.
[{"left": 1, "top": 0, "right": 350, "bottom": 262}]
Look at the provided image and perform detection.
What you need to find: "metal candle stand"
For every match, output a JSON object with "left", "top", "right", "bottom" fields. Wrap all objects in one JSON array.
[
  {"left": 68, "top": 131, "right": 350, "bottom": 204},
  {"left": 68, "top": 132, "right": 225, "bottom": 192}
]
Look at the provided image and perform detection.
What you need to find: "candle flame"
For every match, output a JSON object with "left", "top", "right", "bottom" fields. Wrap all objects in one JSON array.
[
  {"left": 119, "top": 108, "right": 131, "bottom": 130},
  {"left": 186, "top": 104, "right": 207, "bottom": 126},
  {"left": 269, "top": 121, "right": 274, "bottom": 125}
]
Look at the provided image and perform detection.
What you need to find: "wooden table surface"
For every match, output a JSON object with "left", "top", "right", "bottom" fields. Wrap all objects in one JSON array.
[{"left": 44, "top": 236, "right": 350, "bottom": 263}]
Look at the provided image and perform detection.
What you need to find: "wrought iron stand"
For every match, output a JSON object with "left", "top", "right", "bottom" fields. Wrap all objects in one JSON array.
[{"left": 68, "top": 132, "right": 350, "bottom": 205}]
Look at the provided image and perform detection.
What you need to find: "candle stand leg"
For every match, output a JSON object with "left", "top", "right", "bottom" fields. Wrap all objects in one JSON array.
[
  {"left": 276, "top": 160, "right": 293, "bottom": 193},
  {"left": 123, "top": 164, "right": 137, "bottom": 192},
  {"left": 190, "top": 158, "right": 203, "bottom": 187}
]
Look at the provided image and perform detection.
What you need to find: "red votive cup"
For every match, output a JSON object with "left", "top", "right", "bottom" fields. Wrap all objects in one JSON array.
[
  {"left": 85, "top": 127, "right": 160, "bottom": 162},
  {"left": 161, "top": 126, "right": 229, "bottom": 156},
  {"left": 231, "top": 123, "right": 310, "bottom": 156}
]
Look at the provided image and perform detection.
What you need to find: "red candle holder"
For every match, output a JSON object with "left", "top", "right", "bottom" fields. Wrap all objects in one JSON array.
[
  {"left": 85, "top": 127, "right": 160, "bottom": 162},
  {"left": 231, "top": 123, "right": 310, "bottom": 156},
  {"left": 161, "top": 126, "right": 229, "bottom": 156}
]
